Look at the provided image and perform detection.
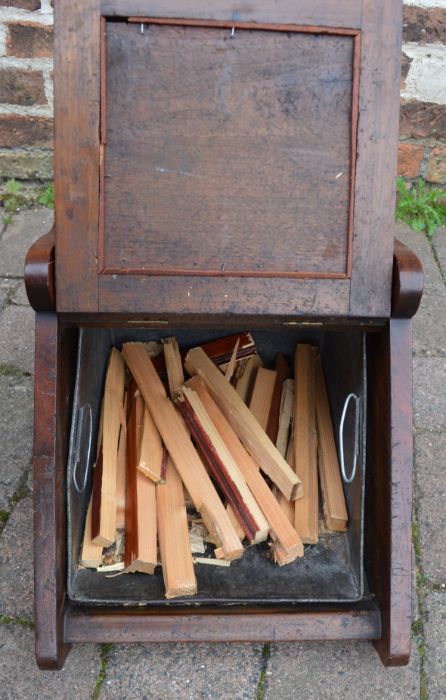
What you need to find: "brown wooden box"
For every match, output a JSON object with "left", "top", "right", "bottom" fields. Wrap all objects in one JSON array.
[{"left": 25, "top": 0, "right": 424, "bottom": 669}]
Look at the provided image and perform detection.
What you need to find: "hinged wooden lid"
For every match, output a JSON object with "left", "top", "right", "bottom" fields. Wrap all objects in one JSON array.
[{"left": 54, "top": 0, "right": 402, "bottom": 318}]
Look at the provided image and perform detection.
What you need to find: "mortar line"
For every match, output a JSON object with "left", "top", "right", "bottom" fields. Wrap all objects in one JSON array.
[
  {"left": 412, "top": 453, "right": 429, "bottom": 700},
  {"left": 0, "top": 463, "right": 32, "bottom": 536},
  {"left": 427, "top": 234, "right": 446, "bottom": 289}
]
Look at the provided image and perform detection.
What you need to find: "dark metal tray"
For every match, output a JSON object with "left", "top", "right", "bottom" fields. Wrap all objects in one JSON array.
[{"left": 67, "top": 327, "right": 367, "bottom": 606}]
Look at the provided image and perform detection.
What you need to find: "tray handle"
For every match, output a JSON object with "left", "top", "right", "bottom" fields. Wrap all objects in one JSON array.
[{"left": 339, "top": 393, "right": 360, "bottom": 484}]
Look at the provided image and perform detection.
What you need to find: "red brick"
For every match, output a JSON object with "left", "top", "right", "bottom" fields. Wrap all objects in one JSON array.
[
  {"left": 426, "top": 146, "right": 446, "bottom": 184},
  {"left": 400, "top": 101, "right": 446, "bottom": 139},
  {"left": 0, "top": 115, "right": 53, "bottom": 148},
  {"left": 6, "top": 23, "right": 53, "bottom": 59},
  {"left": 403, "top": 6, "right": 446, "bottom": 44},
  {"left": 397, "top": 143, "right": 425, "bottom": 179},
  {"left": 0, "top": 68, "right": 46, "bottom": 106},
  {"left": 2, "top": 1, "right": 40, "bottom": 9}
]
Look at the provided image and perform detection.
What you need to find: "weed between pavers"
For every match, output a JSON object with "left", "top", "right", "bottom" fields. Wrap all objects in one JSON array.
[
  {"left": 0, "top": 179, "right": 54, "bottom": 228},
  {"left": 396, "top": 177, "right": 446, "bottom": 238},
  {"left": 91, "top": 643, "right": 113, "bottom": 700},
  {"left": 257, "top": 643, "right": 271, "bottom": 700}
]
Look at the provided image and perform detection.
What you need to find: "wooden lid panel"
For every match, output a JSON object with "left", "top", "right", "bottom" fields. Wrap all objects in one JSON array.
[{"left": 103, "top": 23, "right": 354, "bottom": 278}]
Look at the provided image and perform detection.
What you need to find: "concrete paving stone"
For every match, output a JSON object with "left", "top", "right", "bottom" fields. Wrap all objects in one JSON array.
[
  {"left": 424, "top": 591, "right": 446, "bottom": 700},
  {"left": 264, "top": 640, "right": 420, "bottom": 700},
  {"left": 413, "top": 289, "right": 446, "bottom": 356},
  {"left": 415, "top": 432, "right": 446, "bottom": 582},
  {"left": 0, "top": 624, "right": 101, "bottom": 700},
  {"left": 10, "top": 280, "right": 29, "bottom": 307},
  {"left": 0, "top": 305, "right": 35, "bottom": 374},
  {"left": 397, "top": 223, "right": 445, "bottom": 295},
  {"left": 0, "top": 279, "right": 19, "bottom": 311},
  {"left": 413, "top": 356, "right": 446, "bottom": 431},
  {"left": 432, "top": 228, "right": 446, "bottom": 283},
  {"left": 0, "top": 497, "right": 33, "bottom": 621},
  {"left": 0, "top": 375, "right": 33, "bottom": 511},
  {"left": 0, "top": 208, "right": 54, "bottom": 279},
  {"left": 102, "top": 642, "right": 263, "bottom": 700}
]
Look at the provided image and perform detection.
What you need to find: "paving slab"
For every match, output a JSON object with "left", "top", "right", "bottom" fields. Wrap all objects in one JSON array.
[
  {"left": 10, "top": 279, "right": 29, "bottom": 307},
  {"left": 0, "top": 208, "right": 54, "bottom": 279},
  {"left": 102, "top": 642, "right": 263, "bottom": 699},
  {"left": 424, "top": 591, "right": 446, "bottom": 700},
  {"left": 397, "top": 224, "right": 445, "bottom": 295},
  {"left": 0, "top": 623, "right": 101, "bottom": 700},
  {"left": 0, "top": 375, "right": 33, "bottom": 511},
  {"left": 413, "top": 356, "right": 446, "bottom": 431},
  {"left": 414, "top": 432, "right": 446, "bottom": 582},
  {"left": 413, "top": 288, "right": 446, "bottom": 356},
  {"left": 0, "top": 497, "right": 33, "bottom": 621},
  {"left": 0, "top": 305, "right": 35, "bottom": 374},
  {"left": 264, "top": 640, "right": 420, "bottom": 700},
  {"left": 432, "top": 228, "right": 446, "bottom": 283},
  {"left": 0, "top": 279, "right": 19, "bottom": 312}
]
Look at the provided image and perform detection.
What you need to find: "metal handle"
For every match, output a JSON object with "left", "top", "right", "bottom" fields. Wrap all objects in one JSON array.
[
  {"left": 72, "top": 403, "right": 93, "bottom": 494},
  {"left": 339, "top": 393, "right": 360, "bottom": 484}
]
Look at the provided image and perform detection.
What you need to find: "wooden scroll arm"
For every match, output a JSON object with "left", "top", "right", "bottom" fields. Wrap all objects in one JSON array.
[
  {"left": 24, "top": 228, "right": 56, "bottom": 312},
  {"left": 391, "top": 239, "right": 424, "bottom": 319}
]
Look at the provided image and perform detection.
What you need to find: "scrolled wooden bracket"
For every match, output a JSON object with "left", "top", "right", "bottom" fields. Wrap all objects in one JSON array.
[
  {"left": 24, "top": 229, "right": 56, "bottom": 312},
  {"left": 391, "top": 239, "right": 424, "bottom": 319}
]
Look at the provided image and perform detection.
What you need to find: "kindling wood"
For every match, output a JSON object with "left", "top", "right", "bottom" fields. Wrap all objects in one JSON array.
[
  {"left": 122, "top": 342, "right": 244, "bottom": 560},
  {"left": 185, "top": 347, "right": 302, "bottom": 501}
]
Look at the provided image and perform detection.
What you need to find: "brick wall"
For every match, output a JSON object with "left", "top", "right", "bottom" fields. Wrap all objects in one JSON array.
[{"left": 0, "top": 0, "right": 446, "bottom": 184}]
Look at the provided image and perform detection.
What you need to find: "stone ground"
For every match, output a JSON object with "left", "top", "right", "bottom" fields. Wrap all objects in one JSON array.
[{"left": 0, "top": 210, "right": 444, "bottom": 699}]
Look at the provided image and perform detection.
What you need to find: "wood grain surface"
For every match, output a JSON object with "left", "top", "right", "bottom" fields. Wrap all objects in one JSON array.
[{"left": 103, "top": 23, "right": 353, "bottom": 277}]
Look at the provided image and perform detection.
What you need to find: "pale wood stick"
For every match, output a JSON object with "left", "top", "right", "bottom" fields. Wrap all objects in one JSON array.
[
  {"left": 91, "top": 348, "right": 125, "bottom": 546},
  {"left": 274, "top": 438, "right": 295, "bottom": 525},
  {"left": 315, "top": 355, "right": 348, "bottom": 532},
  {"left": 224, "top": 338, "right": 239, "bottom": 382},
  {"left": 162, "top": 337, "right": 184, "bottom": 398},
  {"left": 175, "top": 386, "right": 269, "bottom": 544},
  {"left": 249, "top": 367, "right": 278, "bottom": 432},
  {"left": 266, "top": 353, "right": 290, "bottom": 443},
  {"left": 157, "top": 457, "right": 197, "bottom": 598},
  {"left": 275, "top": 379, "right": 295, "bottom": 458},
  {"left": 294, "top": 345, "right": 319, "bottom": 544},
  {"left": 80, "top": 493, "right": 103, "bottom": 568},
  {"left": 122, "top": 343, "right": 243, "bottom": 560},
  {"left": 115, "top": 389, "right": 128, "bottom": 530},
  {"left": 186, "top": 376, "right": 303, "bottom": 563},
  {"left": 124, "top": 383, "right": 157, "bottom": 574},
  {"left": 138, "top": 405, "right": 165, "bottom": 483},
  {"left": 226, "top": 503, "right": 246, "bottom": 541},
  {"left": 235, "top": 355, "right": 262, "bottom": 403},
  {"left": 185, "top": 347, "right": 302, "bottom": 501}
]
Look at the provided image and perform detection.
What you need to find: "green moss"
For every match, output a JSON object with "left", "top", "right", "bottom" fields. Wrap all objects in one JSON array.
[
  {"left": 0, "top": 614, "right": 34, "bottom": 629},
  {"left": 257, "top": 643, "right": 271, "bottom": 700},
  {"left": 91, "top": 643, "right": 113, "bottom": 700},
  {"left": 0, "top": 364, "right": 31, "bottom": 378}
]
